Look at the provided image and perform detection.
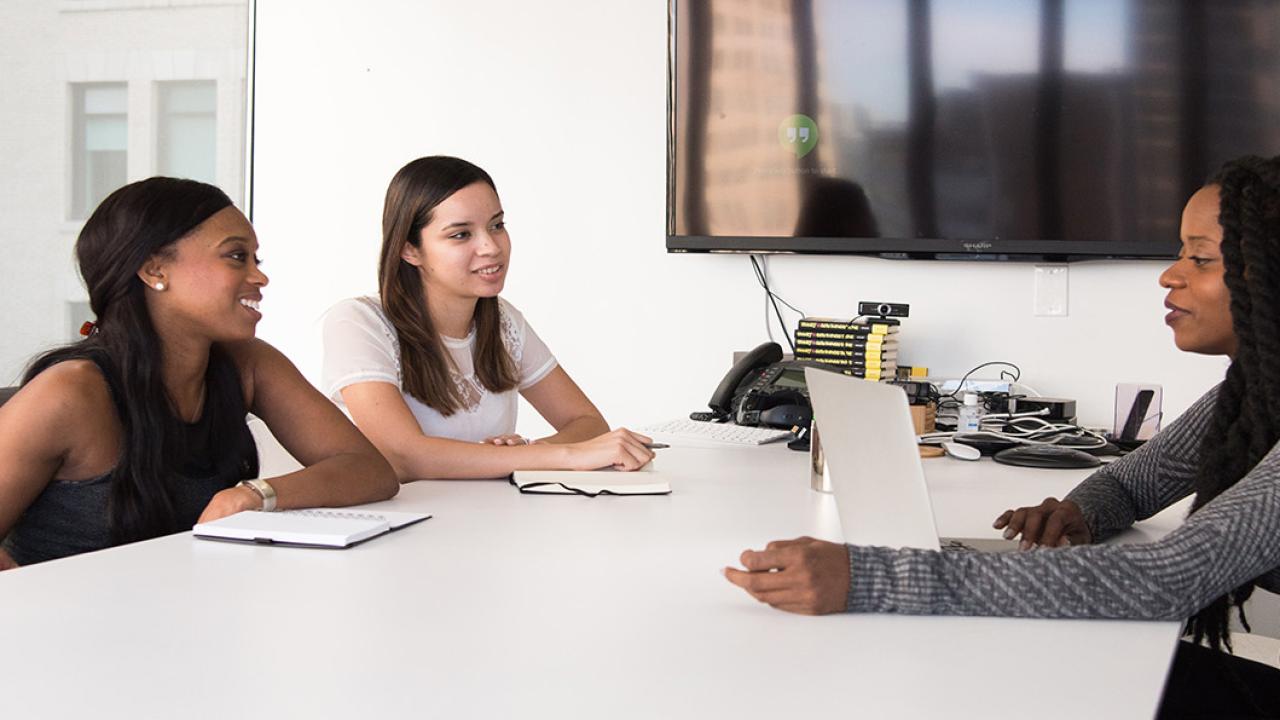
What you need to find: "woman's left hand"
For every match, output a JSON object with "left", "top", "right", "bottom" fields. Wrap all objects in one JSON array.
[
  {"left": 481, "top": 434, "right": 533, "bottom": 446},
  {"left": 723, "top": 537, "right": 850, "bottom": 615},
  {"left": 196, "top": 485, "right": 263, "bottom": 524}
]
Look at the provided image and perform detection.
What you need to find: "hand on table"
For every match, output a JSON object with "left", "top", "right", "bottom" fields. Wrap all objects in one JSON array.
[
  {"left": 723, "top": 537, "right": 849, "bottom": 615},
  {"left": 993, "top": 497, "right": 1092, "bottom": 550},
  {"left": 564, "top": 428, "right": 655, "bottom": 471},
  {"left": 196, "top": 484, "right": 264, "bottom": 524},
  {"left": 481, "top": 434, "right": 532, "bottom": 446},
  {"left": 0, "top": 547, "right": 19, "bottom": 572}
]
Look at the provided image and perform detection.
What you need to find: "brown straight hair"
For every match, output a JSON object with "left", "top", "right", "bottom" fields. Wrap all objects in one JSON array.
[{"left": 378, "top": 156, "right": 519, "bottom": 416}]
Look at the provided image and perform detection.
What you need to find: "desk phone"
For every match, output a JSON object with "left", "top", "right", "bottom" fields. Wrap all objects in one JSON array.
[{"left": 705, "top": 342, "right": 823, "bottom": 429}]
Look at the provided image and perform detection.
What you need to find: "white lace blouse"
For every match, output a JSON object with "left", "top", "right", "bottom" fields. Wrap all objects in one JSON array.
[{"left": 321, "top": 296, "right": 558, "bottom": 442}]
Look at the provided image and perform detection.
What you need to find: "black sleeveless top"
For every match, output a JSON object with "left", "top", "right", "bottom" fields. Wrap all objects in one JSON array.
[{"left": 2, "top": 354, "right": 258, "bottom": 566}]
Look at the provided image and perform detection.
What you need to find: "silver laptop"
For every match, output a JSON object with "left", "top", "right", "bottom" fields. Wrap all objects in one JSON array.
[{"left": 805, "top": 368, "right": 1016, "bottom": 552}]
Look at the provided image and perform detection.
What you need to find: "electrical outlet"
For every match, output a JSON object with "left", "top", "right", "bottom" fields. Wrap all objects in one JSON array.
[{"left": 1034, "top": 264, "right": 1069, "bottom": 317}]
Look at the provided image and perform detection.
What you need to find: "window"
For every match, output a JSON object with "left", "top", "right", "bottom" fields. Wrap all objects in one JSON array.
[
  {"left": 0, "top": 1, "right": 249, "bottom": 385},
  {"left": 157, "top": 80, "right": 217, "bottom": 183},
  {"left": 71, "top": 82, "right": 128, "bottom": 220}
]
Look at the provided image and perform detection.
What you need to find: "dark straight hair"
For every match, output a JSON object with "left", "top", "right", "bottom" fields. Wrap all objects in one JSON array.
[
  {"left": 23, "top": 177, "right": 258, "bottom": 545},
  {"left": 1184, "top": 154, "right": 1280, "bottom": 651},
  {"left": 377, "top": 156, "right": 519, "bottom": 416}
]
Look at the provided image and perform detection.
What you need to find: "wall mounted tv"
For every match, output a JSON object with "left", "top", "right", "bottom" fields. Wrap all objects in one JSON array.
[{"left": 667, "top": 0, "right": 1280, "bottom": 261}]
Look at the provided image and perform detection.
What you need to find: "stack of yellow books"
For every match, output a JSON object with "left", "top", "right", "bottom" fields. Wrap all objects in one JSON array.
[{"left": 794, "top": 316, "right": 900, "bottom": 381}]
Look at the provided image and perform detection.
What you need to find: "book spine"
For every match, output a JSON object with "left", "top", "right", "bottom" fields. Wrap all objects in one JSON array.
[
  {"left": 797, "top": 359, "right": 897, "bottom": 370},
  {"left": 794, "top": 326, "right": 894, "bottom": 338},
  {"left": 801, "top": 355, "right": 899, "bottom": 371},
  {"left": 895, "top": 365, "right": 929, "bottom": 379},
  {"left": 795, "top": 337, "right": 895, "bottom": 350},
  {"left": 842, "top": 367, "right": 892, "bottom": 380},
  {"left": 798, "top": 320, "right": 897, "bottom": 334},
  {"left": 796, "top": 347, "right": 898, "bottom": 360}
]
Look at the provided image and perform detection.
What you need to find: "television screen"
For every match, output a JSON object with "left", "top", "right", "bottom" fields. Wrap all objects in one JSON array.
[{"left": 668, "top": 0, "right": 1280, "bottom": 260}]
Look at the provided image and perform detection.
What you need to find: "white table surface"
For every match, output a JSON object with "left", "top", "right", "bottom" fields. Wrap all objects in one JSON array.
[{"left": 0, "top": 441, "right": 1183, "bottom": 719}]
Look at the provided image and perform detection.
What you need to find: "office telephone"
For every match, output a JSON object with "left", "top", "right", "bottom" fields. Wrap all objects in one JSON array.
[{"left": 701, "top": 342, "right": 821, "bottom": 428}]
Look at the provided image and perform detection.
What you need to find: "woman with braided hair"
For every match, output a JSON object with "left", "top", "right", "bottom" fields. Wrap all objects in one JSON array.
[{"left": 724, "top": 155, "right": 1280, "bottom": 718}]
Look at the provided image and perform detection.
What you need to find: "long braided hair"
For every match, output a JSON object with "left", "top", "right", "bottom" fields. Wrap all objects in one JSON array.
[{"left": 1184, "top": 155, "right": 1280, "bottom": 651}]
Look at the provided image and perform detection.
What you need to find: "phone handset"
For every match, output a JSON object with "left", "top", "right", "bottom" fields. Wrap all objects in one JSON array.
[{"left": 704, "top": 341, "right": 784, "bottom": 420}]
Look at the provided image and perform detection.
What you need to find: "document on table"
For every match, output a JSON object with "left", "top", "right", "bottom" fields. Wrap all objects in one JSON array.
[
  {"left": 193, "top": 508, "right": 431, "bottom": 548},
  {"left": 511, "top": 463, "right": 670, "bottom": 496}
]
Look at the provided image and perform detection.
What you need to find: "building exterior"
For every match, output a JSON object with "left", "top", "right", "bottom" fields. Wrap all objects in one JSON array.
[{"left": 0, "top": 0, "right": 249, "bottom": 384}]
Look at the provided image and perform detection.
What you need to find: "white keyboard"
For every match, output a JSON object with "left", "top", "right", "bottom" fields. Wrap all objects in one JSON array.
[{"left": 639, "top": 418, "right": 795, "bottom": 446}]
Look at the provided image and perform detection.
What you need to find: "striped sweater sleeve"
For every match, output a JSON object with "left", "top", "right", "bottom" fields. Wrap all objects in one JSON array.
[
  {"left": 1062, "top": 386, "right": 1218, "bottom": 542},
  {"left": 845, "top": 386, "right": 1280, "bottom": 619}
]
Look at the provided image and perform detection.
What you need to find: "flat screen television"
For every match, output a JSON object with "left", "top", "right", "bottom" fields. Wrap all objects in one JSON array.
[{"left": 667, "top": 0, "right": 1280, "bottom": 261}]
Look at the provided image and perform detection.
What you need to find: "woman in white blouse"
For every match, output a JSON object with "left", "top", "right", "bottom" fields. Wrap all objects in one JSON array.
[{"left": 322, "top": 156, "right": 654, "bottom": 480}]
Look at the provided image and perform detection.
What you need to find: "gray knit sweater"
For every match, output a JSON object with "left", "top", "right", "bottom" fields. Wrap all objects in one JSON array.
[{"left": 846, "top": 386, "right": 1280, "bottom": 619}]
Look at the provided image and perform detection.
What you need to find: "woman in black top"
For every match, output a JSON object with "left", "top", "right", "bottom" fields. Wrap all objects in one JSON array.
[{"left": 0, "top": 178, "right": 398, "bottom": 568}]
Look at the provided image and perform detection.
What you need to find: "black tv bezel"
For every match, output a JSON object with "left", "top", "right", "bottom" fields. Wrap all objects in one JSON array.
[
  {"left": 663, "top": 1, "right": 1182, "bottom": 264},
  {"left": 665, "top": 235, "right": 1179, "bottom": 263}
]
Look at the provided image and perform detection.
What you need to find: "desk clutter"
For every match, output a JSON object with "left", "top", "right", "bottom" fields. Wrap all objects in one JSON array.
[
  {"left": 914, "top": 377, "right": 1124, "bottom": 468},
  {"left": 688, "top": 298, "right": 1156, "bottom": 472},
  {"left": 788, "top": 305, "right": 1127, "bottom": 466}
]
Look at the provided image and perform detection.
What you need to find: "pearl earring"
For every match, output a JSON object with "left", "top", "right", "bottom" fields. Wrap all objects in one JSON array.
[{"left": 155, "top": 282, "right": 166, "bottom": 291}]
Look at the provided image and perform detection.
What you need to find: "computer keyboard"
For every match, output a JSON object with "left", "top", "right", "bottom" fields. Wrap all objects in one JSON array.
[{"left": 639, "top": 418, "right": 795, "bottom": 446}]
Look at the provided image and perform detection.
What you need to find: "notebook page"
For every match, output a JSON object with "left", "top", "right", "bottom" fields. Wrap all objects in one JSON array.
[{"left": 194, "top": 510, "right": 390, "bottom": 547}]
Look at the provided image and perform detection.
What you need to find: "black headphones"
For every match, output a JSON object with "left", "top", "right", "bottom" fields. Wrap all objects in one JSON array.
[{"left": 737, "top": 388, "right": 811, "bottom": 428}]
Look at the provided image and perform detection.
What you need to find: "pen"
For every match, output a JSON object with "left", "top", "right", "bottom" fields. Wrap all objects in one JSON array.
[{"left": 645, "top": 442, "right": 670, "bottom": 449}]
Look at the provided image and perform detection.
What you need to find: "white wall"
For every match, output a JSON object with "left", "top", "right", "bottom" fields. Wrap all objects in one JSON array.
[{"left": 251, "top": 0, "right": 1228, "bottom": 438}]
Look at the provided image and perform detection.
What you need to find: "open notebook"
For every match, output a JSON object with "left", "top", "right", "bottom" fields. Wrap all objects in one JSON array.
[
  {"left": 193, "top": 508, "right": 431, "bottom": 549},
  {"left": 511, "top": 464, "right": 670, "bottom": 497}
]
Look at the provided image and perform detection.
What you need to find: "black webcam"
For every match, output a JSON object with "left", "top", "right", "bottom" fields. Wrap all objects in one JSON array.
[{"left": 858, "top": 301, "right": 910, "bottom": 318}]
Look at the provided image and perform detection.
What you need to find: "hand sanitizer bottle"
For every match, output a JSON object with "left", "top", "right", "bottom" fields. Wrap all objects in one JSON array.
[{"left": 957, "top": 392, "right": 982, "bottom": 433}]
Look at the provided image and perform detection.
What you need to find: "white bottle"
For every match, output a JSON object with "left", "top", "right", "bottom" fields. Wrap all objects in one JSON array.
[{"left": 957, "top": 392, "right": 982, "bottom": 433}]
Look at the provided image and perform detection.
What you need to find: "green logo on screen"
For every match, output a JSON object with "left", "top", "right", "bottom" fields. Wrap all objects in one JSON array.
[{"left": 779, "top": 114, "right": 819, "bottom": 158}]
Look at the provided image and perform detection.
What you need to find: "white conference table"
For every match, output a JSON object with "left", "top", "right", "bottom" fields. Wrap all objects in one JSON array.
[{"left": 1, "top": 440, "right": 1183, "bottom": 719}]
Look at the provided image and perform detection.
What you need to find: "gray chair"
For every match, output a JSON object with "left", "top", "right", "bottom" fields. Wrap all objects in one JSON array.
[{"left": 0, "top": 386, "right": 17, "bottom": 408}]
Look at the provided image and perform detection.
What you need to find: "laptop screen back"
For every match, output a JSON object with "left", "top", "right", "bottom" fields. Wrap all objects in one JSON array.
[{"left": 805, "top": 368, "right": 942, "bottom": 551}]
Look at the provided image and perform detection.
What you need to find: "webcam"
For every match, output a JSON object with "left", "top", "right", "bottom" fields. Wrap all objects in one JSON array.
[{"left": 858, "top": 301, "right": 910, "bottom": 318}]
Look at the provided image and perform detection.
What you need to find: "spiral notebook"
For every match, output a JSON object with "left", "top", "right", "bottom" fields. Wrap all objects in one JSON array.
[{"left": 193, "top": 508, "right": 431, "bottom": 549}]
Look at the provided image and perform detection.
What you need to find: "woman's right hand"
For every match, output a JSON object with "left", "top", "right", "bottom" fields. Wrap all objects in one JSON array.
[
  {"left": 562, "top": 428, "right": 656, "bottom": 471},
  {"left": 993, "top": 497, "right": 1091, "bottom": 550}
]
